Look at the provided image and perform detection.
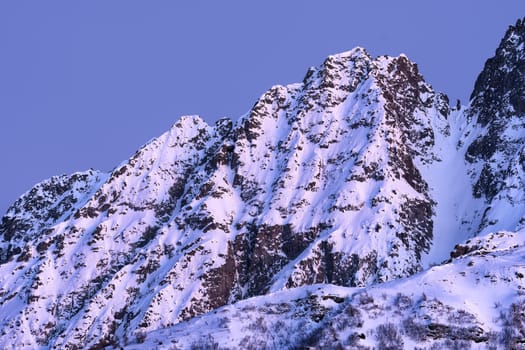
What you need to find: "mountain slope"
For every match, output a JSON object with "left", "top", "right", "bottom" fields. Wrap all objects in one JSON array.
[
  {"left": 1, "top": 17, "right": 525, "bottom": 350},
  {"left": 465, "top": 17, "right": 525, "bottom": 236},
  {"left": 127, "top": 228, "right": 525, "bottom": 350},
  {"left": 0, "top": 48, "right": 450, "bottom": 348}
]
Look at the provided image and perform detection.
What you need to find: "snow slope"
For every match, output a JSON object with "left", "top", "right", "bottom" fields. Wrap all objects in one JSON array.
[{"left": 127, "top": 228, "right": 525, "bottom": 349}]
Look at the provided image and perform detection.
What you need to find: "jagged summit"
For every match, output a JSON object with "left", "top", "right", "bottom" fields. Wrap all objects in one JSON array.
[
  {"left": 2, "top": 18, "right": 525, "bottom": 349},
  {"left": 461, "top": 17, "right": 525, "bottom": 240},
  {"left": 0, "top": 46, "right": 451, "bottom": 347},
  {"left": 470, "top": 17, "right": 525, "bottom": 121}
]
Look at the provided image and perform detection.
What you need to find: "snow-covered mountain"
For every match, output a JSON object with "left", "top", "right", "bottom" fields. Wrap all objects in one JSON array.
[{"left": 1, "top": 17, "right": 525, "bottom": 350}]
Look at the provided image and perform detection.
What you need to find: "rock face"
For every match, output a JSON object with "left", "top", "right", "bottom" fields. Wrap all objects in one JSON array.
[
  {"left": 464, "top": 18, "right": 525, "bottom": 235},
  {"left": 1, "top": 17, "right": 525, "bottom": 349}
]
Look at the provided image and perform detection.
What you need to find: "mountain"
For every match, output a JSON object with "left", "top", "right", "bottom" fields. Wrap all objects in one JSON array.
[{"left": 1, "top": 17, "right": 525, "bottom": 349}]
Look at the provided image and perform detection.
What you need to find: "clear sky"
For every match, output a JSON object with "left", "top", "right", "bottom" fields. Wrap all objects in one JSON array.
[{"left": 1, "top": 1, "right": 524, "bottom": 215}]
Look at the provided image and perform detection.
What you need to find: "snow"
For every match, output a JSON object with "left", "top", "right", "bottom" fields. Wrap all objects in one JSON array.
[
  {"left": 124, "top": 228, "right": 525, "bottom": 349},
  {"left": 2, "top": 21, "right": 525, "bottom": 347},
  {"left": 419, "top": 107, "right": 483, "bottom": 266}
]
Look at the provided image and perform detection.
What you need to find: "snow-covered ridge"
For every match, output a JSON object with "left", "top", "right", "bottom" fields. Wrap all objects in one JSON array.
[{"left": 1, "top": 17, "right": 525, "bottom": 349}]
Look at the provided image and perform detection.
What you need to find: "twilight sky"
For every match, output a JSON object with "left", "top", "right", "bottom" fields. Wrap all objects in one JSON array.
[{"left": 1, "top": 1, "right": 524, "bottom": 214}]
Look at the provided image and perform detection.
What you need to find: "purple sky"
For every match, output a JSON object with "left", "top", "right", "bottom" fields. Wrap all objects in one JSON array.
[{"left": 1, "top": 1, "right": 525, "bottom": 214}]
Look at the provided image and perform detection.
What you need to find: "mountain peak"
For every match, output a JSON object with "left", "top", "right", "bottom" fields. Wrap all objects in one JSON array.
[
  {"left": 463, "top": 16, "right": 525, "bottom": 236},
  {"left": 171, "top": 114, "right": 207, "bottom": 126},
  {"left": 470, "top": 16, "right": 525, "bottom": 123},
  {"left": 499, "top": 17, "right": 525, "bottom": 58},
  {"left": 326, "top": 46, "right": 371, "bottom": 61},
  {"left": 3, "top": 19, "right": 525, "bottom": 349}
]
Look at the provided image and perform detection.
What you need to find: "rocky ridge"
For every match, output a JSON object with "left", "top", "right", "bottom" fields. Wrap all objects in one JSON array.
[{"left": 0, "top": 17, "right": 525, "bottom": 349}]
